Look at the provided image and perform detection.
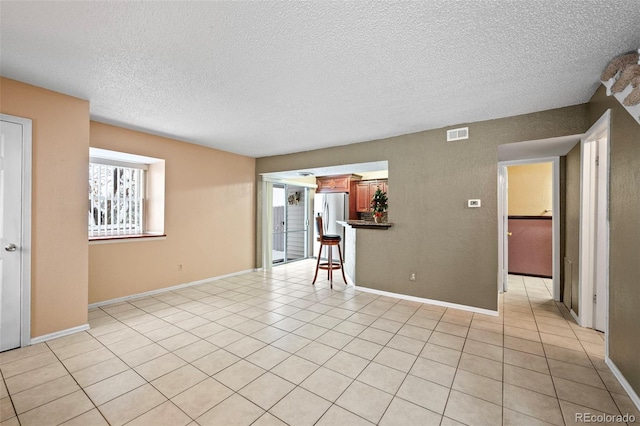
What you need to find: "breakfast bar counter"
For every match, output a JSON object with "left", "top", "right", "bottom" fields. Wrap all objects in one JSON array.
[
  {"left": 336, "top": 220, "right": 394, "bottom": 285},
  {"left": 345, "top": 220, "right": 393, "bottom": 229}
]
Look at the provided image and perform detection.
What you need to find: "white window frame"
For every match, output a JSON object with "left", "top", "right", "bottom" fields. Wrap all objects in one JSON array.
[
  {"left": 89, "top": 159, "right": 147, "bottom": 238},
  {"left": 88, "top": 148, "right": 164, "bottom": 242}
]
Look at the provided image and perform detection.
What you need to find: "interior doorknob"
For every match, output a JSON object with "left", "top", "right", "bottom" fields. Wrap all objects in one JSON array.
[
  {"left": 507, "top": 232, "right": 513, "bottom": 237},
  {"left": 5, "top": 243, "right": 17, "bottom": 252}
]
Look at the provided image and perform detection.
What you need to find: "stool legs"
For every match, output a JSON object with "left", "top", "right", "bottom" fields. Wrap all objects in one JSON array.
[
  {"left": 336, "top": 244, "right": 347, "bottom": 284},
  {"left": 327, "top": 246, "right": 332, "bottom": 282},
  {"left": 312, "top": 244, "right": 323, "bottom": 285},
  {"left": 312, "top": 242, "right": 347, "bottom": 289}
]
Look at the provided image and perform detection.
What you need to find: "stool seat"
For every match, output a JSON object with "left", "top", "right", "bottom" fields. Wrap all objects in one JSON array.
[{"left": 313, "top": 216, "right": 347, "bottom": 289}]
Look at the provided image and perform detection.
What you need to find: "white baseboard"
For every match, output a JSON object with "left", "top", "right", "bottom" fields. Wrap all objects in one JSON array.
[
  {"left": 353, "top": 285, "right": 499, "bottom": 317},
  {"left": 570, "top": 309, "right": 580, "bottom": 325},
  {"left": 605, "top": 357, "right": 640, "bottom": 411},
  {"left": 88, "top": 268, "right": 258, "bottom": 308},
  {"left": 30, "top": 324, "right": 90, "bottom": 345}
]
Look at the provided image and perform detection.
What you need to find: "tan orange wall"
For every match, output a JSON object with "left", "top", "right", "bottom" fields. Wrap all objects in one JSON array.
[
  {"left": 89, "top": 122, "right": 256, "bottom": 303},
  {"left": 0, "top": 77, "right": 89, "bottom": 337},
  {"left": 508, "top": 162, "right": 553, "bottom": 216}
]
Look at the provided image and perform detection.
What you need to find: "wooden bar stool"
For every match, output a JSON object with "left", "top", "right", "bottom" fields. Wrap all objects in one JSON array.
[{"left": 313, "top": 216, "right": 347, "bottom": 288}]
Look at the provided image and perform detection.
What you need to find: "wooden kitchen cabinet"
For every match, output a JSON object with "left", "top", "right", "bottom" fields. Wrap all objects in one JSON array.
[
  {"left": 355, "top": 180, "right": 388, "bottom": 213},
  {"left": 355, "top": 182, "right": 372, "bottom": 212},
  {"left": 316, "top": 174, "right": 361, "bottom": 193}
]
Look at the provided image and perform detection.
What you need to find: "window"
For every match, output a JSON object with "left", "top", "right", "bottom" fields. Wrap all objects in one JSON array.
[
  {"left": 88, "top": 148, "right": 165, "bottom": 241},
  {"left": 89, "top": 160, "right": 146, "bottom": 237}
]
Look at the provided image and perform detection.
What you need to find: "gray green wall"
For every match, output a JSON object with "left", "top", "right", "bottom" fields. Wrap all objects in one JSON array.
[
  {"left": 588, "top": 86, "right": 640, "bottom": 396},
  {"left": 256, "top": 105, "right": 588, "bottom": 311}
]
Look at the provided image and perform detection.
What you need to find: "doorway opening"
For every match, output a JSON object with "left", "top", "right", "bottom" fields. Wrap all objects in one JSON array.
[
  {"left": 497, "top": 133, "right": 584, "bottom": 302},
  {"left": 260, "top": 161, "right": 389, "bottom": 271},
  {"left": 271, "top": 184, "right": 309, "bottom": 265},
  {"left": 498, "top": 157, "right": 560, "bottom": 299}
]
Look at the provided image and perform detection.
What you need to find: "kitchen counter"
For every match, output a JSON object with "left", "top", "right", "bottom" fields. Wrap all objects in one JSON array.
[
  {"left": 344, "top": 220, "right": 393, "bottom": 229},
  {"left": 336, "top": 220, "right": 393, "bottom": 285}
]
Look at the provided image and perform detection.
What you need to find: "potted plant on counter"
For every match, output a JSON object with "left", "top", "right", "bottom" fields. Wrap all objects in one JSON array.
[{"left": 370, "top": 187, "right": 388, "bottom": 223}]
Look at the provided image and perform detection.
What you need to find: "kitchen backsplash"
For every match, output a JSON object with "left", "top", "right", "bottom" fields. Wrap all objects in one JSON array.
[{"left": 359, "top": 211, "right": 388, "bottom": 222}]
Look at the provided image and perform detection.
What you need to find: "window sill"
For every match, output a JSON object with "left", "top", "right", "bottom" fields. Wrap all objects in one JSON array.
[{"left": 89, "top": 234, "right": 166, "bottom": 245}]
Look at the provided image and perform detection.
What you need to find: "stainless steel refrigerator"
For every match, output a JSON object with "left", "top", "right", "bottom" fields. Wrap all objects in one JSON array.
[{"left": 313, "top": 192, "right": 348, "bottom": 259}]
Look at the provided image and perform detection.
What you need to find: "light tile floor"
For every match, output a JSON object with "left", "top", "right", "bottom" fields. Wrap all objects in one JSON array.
[{"left": 1, "top": 261, "right": 639, "bottom": 425}]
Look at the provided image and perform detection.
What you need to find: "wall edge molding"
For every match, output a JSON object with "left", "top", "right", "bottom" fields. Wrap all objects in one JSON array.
[
  {"left": 605, "top": 357, "right": 640, "bottom": 411},
  {"left": 30, "top": 324, "right": 90, "bottom": 345},
  {"left": 89, "top": 268, "right": 258, "bottom": 308},
  {"left": 570, "top": 309, "right": 580, "bottom": 325},
  {"left": 353, "top": 285, "right": 499, "bottom": 317}
]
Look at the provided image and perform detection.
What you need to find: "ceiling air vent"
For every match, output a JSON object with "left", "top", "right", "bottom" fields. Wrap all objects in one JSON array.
[{"left": 447, "top": 127, "right": 469, "bottom": 142}]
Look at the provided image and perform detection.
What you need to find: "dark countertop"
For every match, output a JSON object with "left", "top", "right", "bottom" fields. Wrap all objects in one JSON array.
[{"left": 338, "top": 220, "right": 393, "bottom": 229}]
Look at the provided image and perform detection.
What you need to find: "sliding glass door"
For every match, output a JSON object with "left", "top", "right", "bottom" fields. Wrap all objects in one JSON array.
[{"left": 272, "top": 184, "right": 309, "bottom": 265}]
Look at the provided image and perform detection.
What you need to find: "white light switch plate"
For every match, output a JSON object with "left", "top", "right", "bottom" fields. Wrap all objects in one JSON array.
[{"left": 468, "top": 199, "right": 481, "bottom": 208}]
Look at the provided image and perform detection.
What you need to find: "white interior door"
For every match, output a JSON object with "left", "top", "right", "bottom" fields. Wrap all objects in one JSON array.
[
  {"left": 579, "top": 110, "right": 610, "bottom": 332},
  {"left": 593, "top": 138, "right": 608, "bottom": 331},
  {"left": 0, "top": 119, "right": 24, "bottom": 352}
]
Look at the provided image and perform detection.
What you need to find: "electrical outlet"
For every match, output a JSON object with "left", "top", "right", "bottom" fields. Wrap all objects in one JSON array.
[
  {"left": 178, "top": 264, "right": 183, "bottom": 271},
  {"left": 410, "top": 273, "right": 416, "bottom": 281}
]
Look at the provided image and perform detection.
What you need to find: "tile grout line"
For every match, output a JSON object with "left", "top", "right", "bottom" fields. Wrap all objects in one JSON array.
[
  {"left": 0, "top": 365, "right": 20, "bottom": 426},
  {"left": 3, "top": 265, "right": 619, "bottom": 426},
  {"left": 84, "top": 308, "right": 211, "bottom": 425},
  {"left": 528, "top": 275, "right": 567, "bottom": 426}
]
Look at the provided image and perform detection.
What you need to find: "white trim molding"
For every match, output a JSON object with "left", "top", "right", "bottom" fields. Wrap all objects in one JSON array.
[
  {"left": 354, "top": 285, "right": 499, "bottom": 317},
  {"left": 577, "top": 110, "right": 611, "bottom": 331},
  {"left": 88, "top": 268, "right": 258, "bottom": 308},
  {"left": 30, "top": 324, "right": 90, "bottom": 345},
  {"left": 570, "top": 309, "right": 580, "bottom": 325},
  {"left": 605, "top": 358, "right": 640, "bottom": 411},
  {"left": 89, "top": 235, "right": 167, "bottom": 245}
]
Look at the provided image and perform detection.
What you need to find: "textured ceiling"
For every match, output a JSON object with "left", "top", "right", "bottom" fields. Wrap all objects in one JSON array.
[{"left": 1, "top": 1, "right": 639, "bottom": 158}]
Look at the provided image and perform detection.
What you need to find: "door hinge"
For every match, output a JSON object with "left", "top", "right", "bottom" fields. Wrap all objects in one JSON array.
[
  {"left": 593, "top": 294, "right": 597, "bottom": 304},
  {"left": 595, "top": 156, "right": 599, "bottom": 166}
]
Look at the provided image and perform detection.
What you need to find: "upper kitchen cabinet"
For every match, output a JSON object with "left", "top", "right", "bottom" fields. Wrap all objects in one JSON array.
[
  {"left": 355, "top": 180, "right": 388, "bottom": 212},
  {"left": 355, "top": 181, "right": 372, "bottom": 212},
  {"left": 316, "top": 174, "right": 362, "bottom": 193}
]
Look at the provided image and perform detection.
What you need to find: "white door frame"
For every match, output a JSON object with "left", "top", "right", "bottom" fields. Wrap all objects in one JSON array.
[
  {"left": 497, "top": 157, "right": 560, "bottom": 300},
  {"left": 1, "top": 113, "right": 32, "bottom": 348},
  {"left": 260, "top": 180, "right": 273, "bottom": 271},
  {"left": 577, "top": 110, "right": 610, "bottom": 333},
  {"left": 497, "top": 165, "right": 509, "bottom": 293}
]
